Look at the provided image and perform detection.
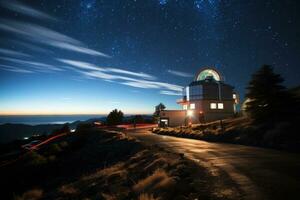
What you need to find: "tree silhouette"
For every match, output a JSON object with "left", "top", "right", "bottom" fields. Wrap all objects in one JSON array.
[
  {"left": 153, "top": 103, "right": 166, "bottom": 122},
  {"left": 245, "top": 65, "right": 288, "bottom": 124},
  {"left": 106, "top": 109, "right": 124, "bottom": 125}
]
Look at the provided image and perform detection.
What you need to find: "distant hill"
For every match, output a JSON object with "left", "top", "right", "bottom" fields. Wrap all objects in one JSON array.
[
  {"left": 0, "top": 123, "right": 65, "bottom": 144},
  {"left": 0, "top": 115, "right": 153, "bottom": 144}
]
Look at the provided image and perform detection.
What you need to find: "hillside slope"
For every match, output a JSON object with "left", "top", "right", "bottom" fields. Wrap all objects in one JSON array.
[{"left": 0, "top": 127, "right": 238, "bottom": 200}]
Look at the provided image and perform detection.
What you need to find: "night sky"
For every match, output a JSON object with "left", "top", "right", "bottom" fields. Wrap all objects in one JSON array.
[{"left": 0, "top": 0, "right": 299, "bottom": 115}]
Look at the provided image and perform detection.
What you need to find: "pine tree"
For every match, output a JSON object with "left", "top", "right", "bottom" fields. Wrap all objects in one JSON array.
[
  {"left": 106, "top": 109, "right": 124, "bottom": 125},
  {"left": 153, "top": 103, "right": 166, "bottom": 123},
  {"left": 245, "top": 65, "right": 287, "bottom": 124}
]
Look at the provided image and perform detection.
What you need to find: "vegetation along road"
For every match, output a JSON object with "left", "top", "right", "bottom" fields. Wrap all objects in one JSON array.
[{"left": 125, "top": 128, "right": 300, "bottom": 200}]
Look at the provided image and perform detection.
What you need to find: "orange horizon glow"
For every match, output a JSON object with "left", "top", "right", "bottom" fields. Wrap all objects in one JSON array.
[{"left": 0, "top": 111, "right": 153, "bottom": 116}]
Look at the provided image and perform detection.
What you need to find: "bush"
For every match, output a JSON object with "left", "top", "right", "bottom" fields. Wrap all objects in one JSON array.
[
  {"left": 24, "top": 152, "right": 47, "bottom": 166},
  {"left": 106, "top": 109, "right": 124, "bottom": 125},
  {"left": 47, "top": 144, "right": 62, "bottom": 155},
  {"left": 14, "top": 189, "right": 43, "bottom": 200},
  {"left": 76, "top": 122, "right": 94, "bottom": 133}
]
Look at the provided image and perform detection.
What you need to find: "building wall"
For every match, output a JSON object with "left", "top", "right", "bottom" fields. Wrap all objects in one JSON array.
[
  {"left": 202, "top": 82, "right": 233, "bottom": 100},
  {"left": 159, "top": 110, "right": 187, "bottom": 127},
  {"left": 200, "top": 99, "right": 234, "bottom": 122}
]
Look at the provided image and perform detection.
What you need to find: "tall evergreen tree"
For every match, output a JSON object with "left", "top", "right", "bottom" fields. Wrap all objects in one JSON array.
[
  {"left": 153, "top": 103, "right": 166, "bottom": 123},
  {"left": 245, "top": 65, "right": 287, "bottom": 124}
]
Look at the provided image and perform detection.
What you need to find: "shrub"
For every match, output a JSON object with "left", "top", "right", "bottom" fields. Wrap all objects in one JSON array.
[
  {"left": 24, "top": 151, "right": 47, "bottom": 166},
  {"left": 47, "top": 143, "right": 62, "bottom": 155},
  {"left": 14, "top": 189, "right": 43, "bottom": 200}
]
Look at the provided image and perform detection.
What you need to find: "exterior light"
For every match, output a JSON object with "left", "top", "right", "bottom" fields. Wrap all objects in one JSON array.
[
  {"left": 187, "top": 110, "right": 193, "bottom": 117},
  {"left": 199, "top": 110, "right": 203, "bottom": 114}
]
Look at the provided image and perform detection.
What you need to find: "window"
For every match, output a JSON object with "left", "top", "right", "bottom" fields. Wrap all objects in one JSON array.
[
  {"left": 210, "top": 103, "right": 217, "bottom": 109},
  {"left": 218, "top": 103, "right": 224, "bottom": 109},
  {"left": 190, "top": 103, "right": 195, "bottom": 109},
  {"left": 183, "top": 105, "right": 188, "bottom": 110},
  {"left": 233, "top": 94, "right": 236, "bottom": 99}
]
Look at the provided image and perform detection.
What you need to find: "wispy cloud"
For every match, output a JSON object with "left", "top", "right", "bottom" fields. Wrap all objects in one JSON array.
[
  {"left": 122, "top": 81, "right": 161, "bottom": 89},
  {"left": 0, "top": 19, "right": 110, "bottom": 58},
  {"left": 58, "top": 58, "right": 155, "bottom": 80},
  {"left": 57, "top": 59, "right": 105, "bottom": 71},
  {"left": 0, "top": 64, "right": 33, "bottom": 73},
  {"left": 0, "top": 57, "right": 64, "bottom": 72},
  {"left": 167, "top": 69, "right": 193, "bottom": 77},
  {"left": 121, "top": 80, "right": 183, "bottom": 91},
  {"left": 159, "top": 90, "right": 182, "bottom": 96},
  {"left": 12, "top": 40, "right": 53, "bottom": 54},
  {"left": 0, "top": 48, "right": 30, "bottom": 57},
  {"left": 0, "top": 0, "right": 56, "bottom": 21},
  {"left": 107, "top": 68, "right": 155, "bottom": 80},
  {"left": 58, "top": 58, "right": 183, "bottom": 92},
  {"left": 50, "top": 42, "right": 111, "bottom": 58}
]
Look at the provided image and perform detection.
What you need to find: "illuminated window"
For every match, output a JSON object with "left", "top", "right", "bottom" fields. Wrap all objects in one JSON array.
[
  {"left": 218, "top": 103, "right": 224, "bottom": 109},
  {"left": 190, "top": 103, "right": 195, "bottom": 109},
  {"left": 233, "top": 94, "right": 236, "bottom": 99},
  {"left": 183, "top": 105, "right": 188, "bottom": 110},
  {"left": 210, "top": 103, "right": 217, "bottom": 109}
]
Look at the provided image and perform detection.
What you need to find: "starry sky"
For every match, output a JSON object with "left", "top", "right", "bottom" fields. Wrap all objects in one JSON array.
[{"left": 0, "top": 0, "right": 299, "bottom": 115}]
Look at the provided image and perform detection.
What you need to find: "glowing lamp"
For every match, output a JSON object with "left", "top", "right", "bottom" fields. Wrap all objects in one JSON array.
[{"left": 187, "top": 110, "right": 193, "bottom": 117}]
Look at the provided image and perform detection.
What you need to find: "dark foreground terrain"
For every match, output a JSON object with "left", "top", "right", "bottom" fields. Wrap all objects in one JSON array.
[
  {"left": 127, "top": 128, "right": 300, "bottom": 200},
  {"left": 0, "top": 127, "right": 240, "bottom": 200},
  {"left": 153, "top": 117, "right": 300, "bottom": 152}
]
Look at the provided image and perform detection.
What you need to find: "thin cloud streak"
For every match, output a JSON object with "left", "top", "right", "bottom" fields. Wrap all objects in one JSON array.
[
  {"left": 0, "top": 57, "right": 64, "bottom": 72},
  {"left": 57, "top": 59, "right": 106, "bottom": 71},
  {"left": 83, "top": 70, "right": 183, "bottom": 92},
  {"left": 159, "top": 90, "right": 182, "bottom": 96},
  {"left": 58, "top": 59, "right": 183, "bottom": 92},
  {"left": 12, "top": 40, "right": 53, "bottom": 54},
  {"left": 0, "top": 64, "right": 33, "bottom": 73},
  {"left": 167, "top": 69, "right": 193, "bottom": 77},
  {"left": 0, "top": 0, "right": 57, "bottom": 21},
  {"left": 107, "top": 68, "right": 155, "bottom": 80},
  {"left": 0, "top": 48, "right": 31, "bottom": 57},
  {"left": 0, "top": 19, "right": 110, "bottom": 58},
  {"left": 58, "top": 59, "right": 155, "bottom": 80},
  {"left": 50, "top": 42, "right": 111, "bottom": 58}
]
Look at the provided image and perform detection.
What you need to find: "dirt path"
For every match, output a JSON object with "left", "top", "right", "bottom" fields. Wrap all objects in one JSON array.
[{"left": 126, "top": 128, "right": 300, "bottom": 200}]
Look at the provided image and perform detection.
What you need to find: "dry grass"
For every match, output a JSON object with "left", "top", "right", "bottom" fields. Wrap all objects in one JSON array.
[
  {"left": 81, "top": 163, "right": 127, "bottom": 181},
  {"left": 4, "top": 129, "right": 227, "bottom": 200},
  {"left": 14, "top": 189, "right": 43, "bottom": 200},
  {"left": 133, "top": 169, "right": 175, "bottom": 194},
  {"left": 153, "top": 117, "right": 251, "bottom": 142},
  {"left": 59, "top": 184, "right": 78, "bottom": 195},
  {"left": 138, "top": 193, "right": 159, "bottom": 200}
]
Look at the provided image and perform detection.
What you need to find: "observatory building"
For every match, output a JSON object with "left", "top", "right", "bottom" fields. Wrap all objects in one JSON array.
[{"left": 159, "top": 68, "right": 239, "bottom": 127}]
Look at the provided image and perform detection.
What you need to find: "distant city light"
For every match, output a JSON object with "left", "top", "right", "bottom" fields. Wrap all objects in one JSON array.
[
  {"left": 23, "top": 137, "right": 29, "bottom": 140},
  {"left": 70, "top": 129, "right": 76, "bottom": 133}
]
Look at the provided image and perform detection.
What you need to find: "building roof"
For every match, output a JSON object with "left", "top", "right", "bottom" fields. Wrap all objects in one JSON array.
[
  {"left": 194, "top": 68, "right": 222, "bottom": 82},
  {"left": 188, "top": 80, "right": 234, "bottom": 89}
]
